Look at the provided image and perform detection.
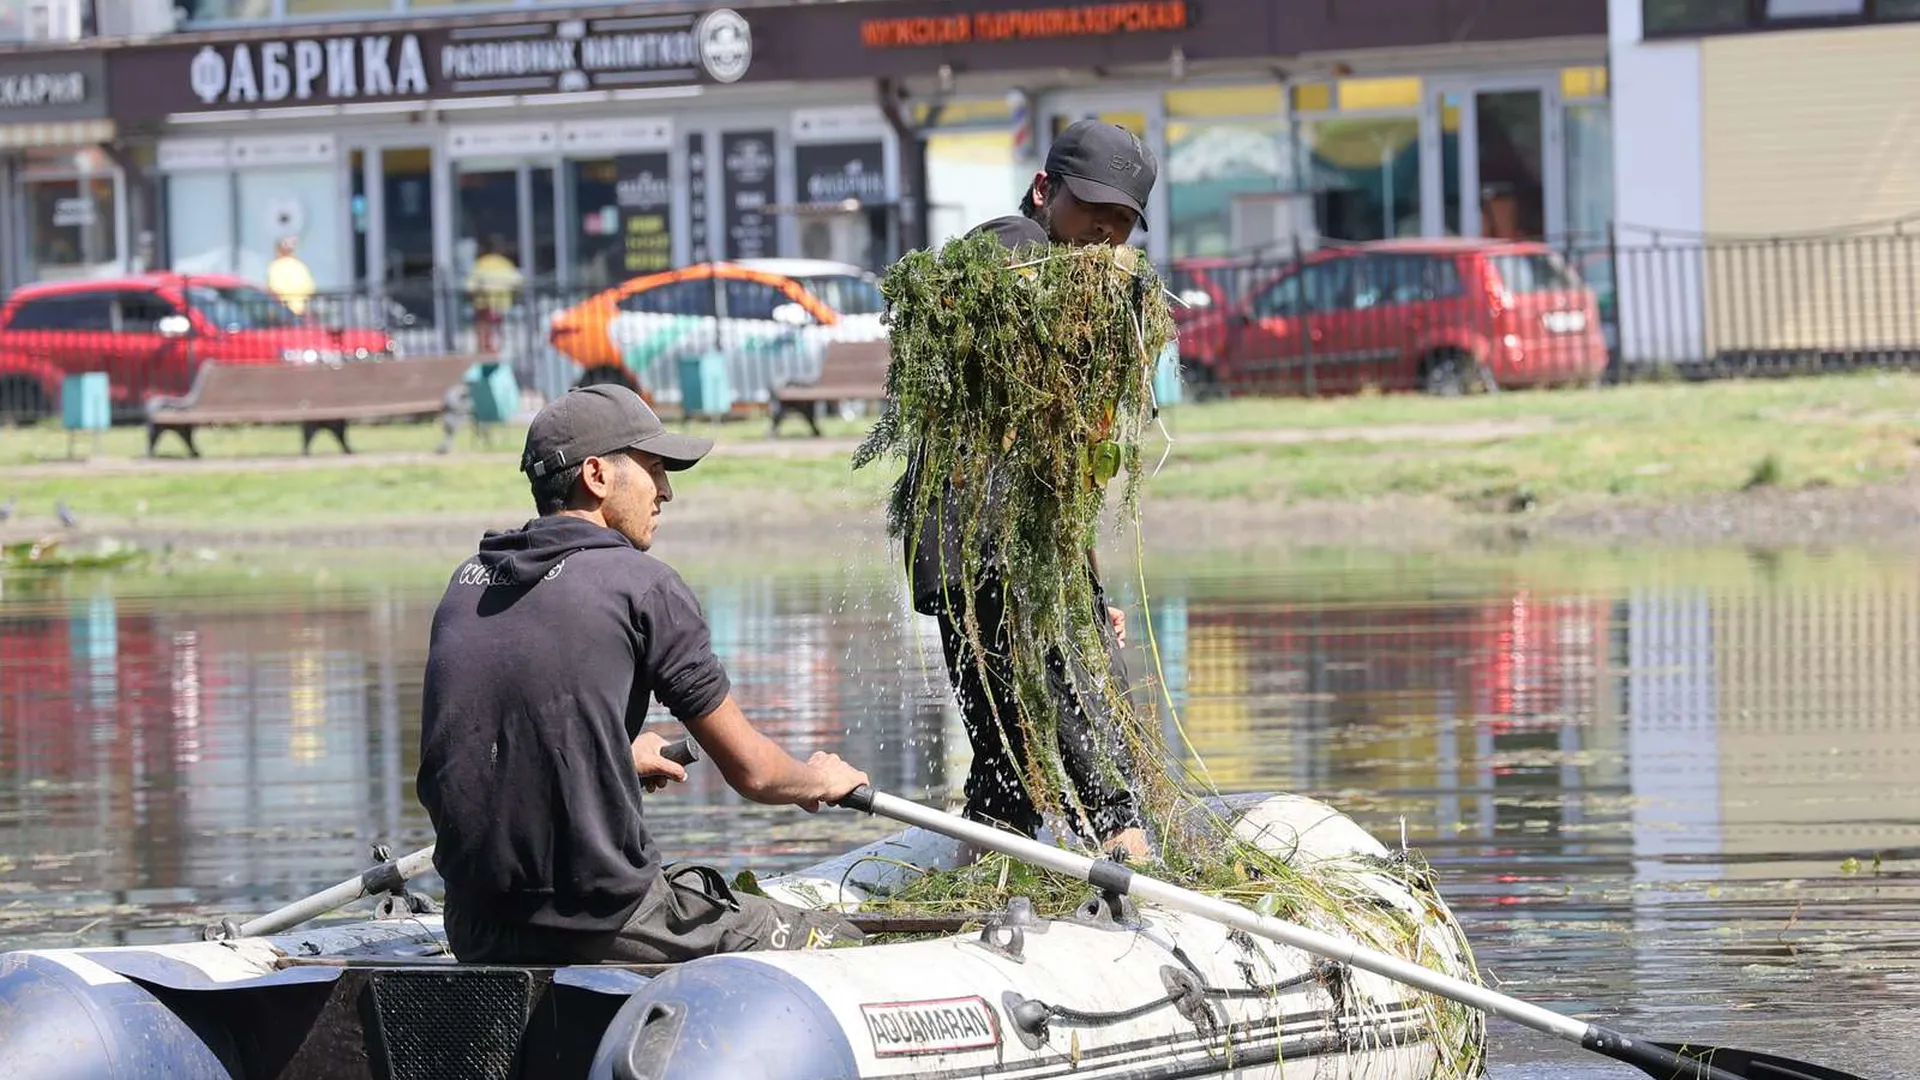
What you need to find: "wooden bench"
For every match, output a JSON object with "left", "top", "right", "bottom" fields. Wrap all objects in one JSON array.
[
  {"left": 769, "top": 339, "right": 892, "bottom": 436},
  {"left": 145, "top": 355, "right": 483, "bottom": 458}
]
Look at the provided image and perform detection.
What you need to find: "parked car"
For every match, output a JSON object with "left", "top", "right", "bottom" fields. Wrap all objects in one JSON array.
[
  {"left": 548, "top": 259, "right": 886, "bottom": 399},
  {"left": 1177, "top": 239, "right": 1608, "bottom": 397},
  {"left": 0, "top": 274, "right": 397, "bottom": 423}
]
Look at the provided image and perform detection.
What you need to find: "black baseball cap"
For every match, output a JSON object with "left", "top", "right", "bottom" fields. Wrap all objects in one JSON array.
[
  {"left": 521, "top": 384, "right": 713, "bottom": 479},
  {"left": 1045, "top": 119, "right": 1158, "bottom": 230}
]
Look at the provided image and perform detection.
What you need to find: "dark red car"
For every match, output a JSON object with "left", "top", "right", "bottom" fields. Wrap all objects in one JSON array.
[
  {"left": 0, "top": 274, "right": 396, "bottom": 422},
  {"left": 1178, "top": 239, "right": 1609, "bottom": 397}
]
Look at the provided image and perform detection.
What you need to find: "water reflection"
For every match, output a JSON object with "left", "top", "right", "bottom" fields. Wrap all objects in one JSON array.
[{"left": 1, "top": 550, "right": 1916, "bottom": 1075}]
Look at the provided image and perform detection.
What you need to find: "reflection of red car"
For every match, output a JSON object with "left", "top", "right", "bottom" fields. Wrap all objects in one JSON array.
[
  {"left": 0, "top": 274, "right": 397, "bottom": 422},
  {"left": 1178, "top": 239, "right": 1608, "bottom": 397}
]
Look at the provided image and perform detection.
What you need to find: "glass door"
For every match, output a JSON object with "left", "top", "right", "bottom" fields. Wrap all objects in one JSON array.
[
  {"left": 1421, "top": 77, "right": 1564, "bottom": 242},
  {"left": 349, "top": 144, "right": 439, "bottom": 341}
]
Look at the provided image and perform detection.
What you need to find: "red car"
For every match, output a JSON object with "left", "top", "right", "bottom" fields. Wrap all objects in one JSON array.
[
  {"left": 1178, "top": 239, "right": 1609, "bottom": 397},
  {"left": 0, "top": 274, "right": 396, "bottom": 422}
]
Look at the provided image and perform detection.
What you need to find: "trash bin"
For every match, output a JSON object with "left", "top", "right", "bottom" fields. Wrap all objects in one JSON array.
[
  {"left": 61, "top": 373, "right": 110, "bottom": 459},
  {"left": 1152, "top": 340, "right": 1183, "bottom": 408},
  {"left": 465, "top": 361, "right": 520, "bottom": 424},
  {"left": 62, "top": 373, "right": 110, "bottom": 432},
  {"left": 678, "top": 352, "right": 735, "bottom": 419}
]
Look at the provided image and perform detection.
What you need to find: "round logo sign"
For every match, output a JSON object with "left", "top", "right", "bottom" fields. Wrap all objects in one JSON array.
[{"left": 696, "top": 8, "right": 752, "bottom": 84}]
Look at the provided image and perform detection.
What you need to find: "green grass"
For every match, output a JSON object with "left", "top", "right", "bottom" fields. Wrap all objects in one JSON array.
[{"left": 2, "top": 373, "right": 1916, "bottom": 533}]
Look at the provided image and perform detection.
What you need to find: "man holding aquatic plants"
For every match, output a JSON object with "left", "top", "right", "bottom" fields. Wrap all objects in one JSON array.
[
  {"left": 418, "top": 384, "right": 869, "bottom": 964},
  {"left": 892, "top": 120, "right": 1161, "bottom": 862}
]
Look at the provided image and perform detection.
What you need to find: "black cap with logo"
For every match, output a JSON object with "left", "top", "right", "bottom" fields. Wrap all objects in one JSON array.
[
  {"left": 521, "top": 384, "right": 714, "bottom": 479},
  {"left": 1044, "top": 119, "right": 1159, "bottom": 230}
]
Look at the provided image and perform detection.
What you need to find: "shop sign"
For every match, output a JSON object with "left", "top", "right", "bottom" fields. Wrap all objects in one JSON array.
[
  {"left": 146, "top": 8, "right": 752, "bottom": 116},
  {"left": 0, "top": 53, "right": 106, "bottom": 124},
  {"left": 795, "top": 142, "right": 888, "bottom": 205},
  {"left": 52, "top": 197, "right": 97, "bottom": 229},
  {"left": 0, "top": 71, "right": 87, "bottom": 108},
  {"left": 561, "top": 117, "right": 673, "bottom": 156},
  {"left": 859, "top": 0, "right": 1187, "bottom": 48},
  {"left": 615, "top": 152, "right": 674, "bottom": 275},
  {"left": 721, "top": 130, "right": 778, "bottom": 261}
]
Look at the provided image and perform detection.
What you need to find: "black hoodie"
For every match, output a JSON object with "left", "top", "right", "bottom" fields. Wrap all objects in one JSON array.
[{"left": 417, "top": 515, "right": 730, "bottom": 933}]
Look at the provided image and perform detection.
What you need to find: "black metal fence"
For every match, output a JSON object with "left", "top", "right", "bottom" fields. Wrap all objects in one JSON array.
[{"left": 3, "top": 232, "right": 1918, "bottom": 427}]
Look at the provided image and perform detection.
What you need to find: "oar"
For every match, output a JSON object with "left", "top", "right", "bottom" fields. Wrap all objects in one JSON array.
[
  {"left": 207, "top": 737, "right": 703, "bottom": 941},
  {"left": 832, "top": 786, "right": 1868, "bottom": 1080}
]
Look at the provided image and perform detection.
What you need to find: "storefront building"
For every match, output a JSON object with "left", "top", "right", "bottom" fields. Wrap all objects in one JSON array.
[
  {"left": 97, "top": 0, "right": 1612, "bottom": 298},
  {"left": 1609, "top": 0, "right": 1920, "bottom": 366},
  {"left": 0, "top": 51, "right": 123, "bottom": 294}
]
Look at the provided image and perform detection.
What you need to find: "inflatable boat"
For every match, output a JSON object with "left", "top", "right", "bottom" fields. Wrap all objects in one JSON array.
[{"left": 0, "top": 793, "right": 1485, "bottom": 1080}]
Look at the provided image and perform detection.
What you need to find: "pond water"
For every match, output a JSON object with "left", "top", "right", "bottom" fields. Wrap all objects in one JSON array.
[{"left": 1, "top": 541, "right": 1914, "bottom": 1079}]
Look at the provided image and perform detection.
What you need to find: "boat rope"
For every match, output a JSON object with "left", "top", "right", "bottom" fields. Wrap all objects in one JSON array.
[{"left": 1025, "top": 965, "right": 1326, "bottom": 1030}]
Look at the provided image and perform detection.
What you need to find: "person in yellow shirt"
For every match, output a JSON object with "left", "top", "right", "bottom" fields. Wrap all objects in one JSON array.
[
  {"left": 266, "top": 236, "right": 316, "bottom": 316},
  {"left": 466, "top": 235, "right": 524, "bottom": 355}
]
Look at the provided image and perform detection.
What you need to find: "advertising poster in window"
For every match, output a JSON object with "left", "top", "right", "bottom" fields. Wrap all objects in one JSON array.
[
  {"left": 794, "top": 141, "right": 888, "bottom": 206},
  {"left": 721, "top": 130, "right": 778, "bottom": 260},
  {"left": 615, "top": 152, "right": 673, "bottom": 275}
]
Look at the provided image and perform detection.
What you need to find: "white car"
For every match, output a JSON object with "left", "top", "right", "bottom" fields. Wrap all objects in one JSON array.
[{"left": 551, "top": 258, "right": 887, "bottom": 407}]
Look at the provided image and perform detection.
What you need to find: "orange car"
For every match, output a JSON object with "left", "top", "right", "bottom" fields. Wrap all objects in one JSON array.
[{"left": 549, "top": 259, "right": 886, "bottom": 396}]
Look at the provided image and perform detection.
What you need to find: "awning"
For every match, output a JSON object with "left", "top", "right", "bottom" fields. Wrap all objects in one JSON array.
[{"left": 0, "top": 118, "right": 115, "bottom": 150}]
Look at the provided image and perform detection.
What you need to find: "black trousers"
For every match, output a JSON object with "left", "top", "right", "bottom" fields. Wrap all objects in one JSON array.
[
  {"left": 444, "top": 864, "right": 863, "bottom": 965},
  {"left": 937, "top": 576, "right": 1144, "bottom": 842}
]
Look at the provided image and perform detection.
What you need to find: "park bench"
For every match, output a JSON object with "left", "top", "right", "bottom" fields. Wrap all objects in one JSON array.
[
  {"left": 768, "top": 339, "right": 892, "bottom": 436},
  {"left": 145, "top": 355, "right": 482, "bottom": 458}
]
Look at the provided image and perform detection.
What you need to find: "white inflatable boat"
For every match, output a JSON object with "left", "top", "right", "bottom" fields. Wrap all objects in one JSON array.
[{"left": 0, "top": 793, "right": 1484, "bottom": 1080}]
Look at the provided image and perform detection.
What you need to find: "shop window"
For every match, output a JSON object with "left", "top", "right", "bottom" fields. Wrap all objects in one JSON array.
[
  {"left": 1765, "top": 0, "right": 1862, "bottom": 15},
  {"left": 25, "top": 175, "right": 118, "bottom": 282},
  {"left": 1299, "top": 117, "right": 1421, "bottom": 243},
  {"left": 1051, "top": 112, "right": 1146, "bottom": 140},
  {"left": 1165, "top": 85, "right": 1282, "bottom": 119},
  {"left": 800, "top": 274, "right": 885, "bottom": 316},
  {"left": 166, "top": 173, "right": 235, "bottom": 276},
  {"left": 1167, "top": 119, "right": 1292, "bottom": 259},
  {"left": 573, "top": 159, "right": 622, "bottom": 291},
  {"left": 1337, "top": 78, "right": 1422, "bottom": 112},
  {"left": 1291, "top": 83, "right": 1333, "bottom": 114},
  {"left": 1642, "top": 0, "right": 1752, "bottom": 34},
  {"left": 927, "top": 130, "right": 1020, "bottom": 247},
  {"left": 175, "top": 0, "right": 275, "bottom": 22},
  {"left": 236, "top": 169, "right": 341, "bottom": 290},
  {"left": 1882, "top": 0, "right": 1920, "bottom": 15},
  {"left": 283, "top": 0, "right": 394, "bottom": 14},
  {"left": 1560, "top": 67, "right": 1609, "bottom": 102},
  {"left": 914, "top": 98, "right": 1014, "bottom": 127}
]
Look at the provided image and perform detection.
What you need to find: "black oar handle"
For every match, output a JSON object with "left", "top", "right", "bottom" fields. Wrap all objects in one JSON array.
[
  {"left": 833, "top": 784, "right": 876, "bottom": 813},
  {"left": 661, "top": 737, "right": 701, "bottom": 767}
]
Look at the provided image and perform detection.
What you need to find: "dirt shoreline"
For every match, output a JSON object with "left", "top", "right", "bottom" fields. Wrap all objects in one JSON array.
[{"left": 8, "top": 476, "right": 1920, "bottom": 557}]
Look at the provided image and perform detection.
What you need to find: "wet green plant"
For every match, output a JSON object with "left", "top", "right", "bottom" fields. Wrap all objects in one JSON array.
[
  {"left": 853, "top": 232, "right": 1181, "bottom": 835},
  {"left": 851, "top": 232, "right": 1486, "bottom": 1075}
]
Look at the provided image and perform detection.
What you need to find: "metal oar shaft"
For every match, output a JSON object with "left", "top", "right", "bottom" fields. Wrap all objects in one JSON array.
[
  {"left": 844, "top": 788, "right": 1758, "bottom": 1080},
  {"left": 233, "top": 845, "right": 437, "bottom": 939}
]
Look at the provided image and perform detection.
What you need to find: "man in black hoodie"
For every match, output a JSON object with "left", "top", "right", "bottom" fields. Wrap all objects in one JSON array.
[
  {"left": 908, "top": 121, "right": 1158, "bottom": 862},
  {"left": 418, "top": 383, "right": 870, "bottom": 964}
]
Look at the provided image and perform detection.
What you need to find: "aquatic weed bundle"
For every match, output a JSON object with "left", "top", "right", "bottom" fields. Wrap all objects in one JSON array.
[
  {"left": 850, "top": 230, "right": 1486, "bottom": 1075},
  {"left": 853, "top": 230, "right": 1181, "bottom": 833}
]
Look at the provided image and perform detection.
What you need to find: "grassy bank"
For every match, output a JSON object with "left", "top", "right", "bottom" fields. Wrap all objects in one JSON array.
[{"left": 1, "top": 373, "right": 1916, "bottom": 534}]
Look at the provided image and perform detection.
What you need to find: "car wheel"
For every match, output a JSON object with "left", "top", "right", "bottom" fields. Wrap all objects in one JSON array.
[
  {"left": 1184, "top": 363, "right": 1227, "bottom": 403},
  {"left": 1423, "top": 354, "right": 1496, "bottom": 397},
  {"left": 0, "top": 377, "right": 50, "bottom": 426}
]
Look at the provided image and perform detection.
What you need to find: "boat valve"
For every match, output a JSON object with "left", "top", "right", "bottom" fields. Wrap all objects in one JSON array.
[{"left": 1001, "top": 992, "right": 1052, "bottom": 1050}]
